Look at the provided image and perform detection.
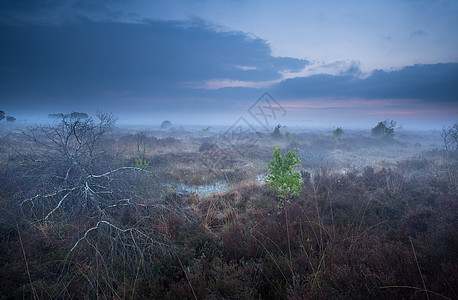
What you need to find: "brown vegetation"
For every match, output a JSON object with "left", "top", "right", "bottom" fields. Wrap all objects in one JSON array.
[{"left": 0, "top": 123, "right": 456, "bottom": 299}]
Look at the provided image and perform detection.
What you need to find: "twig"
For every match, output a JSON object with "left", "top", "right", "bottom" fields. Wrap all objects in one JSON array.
[
  {"left": 348, "top": 220, "right": 388, "bottom": 251},
  {"left": 44, "top": 190, "right": 72, "bottom": 221},
  {"left": 251, "top": 232, "right": 289, "bottom": 284},
  {"left": 17, "top": 224, "right": 39, "bottom": 300},
  {"left": 410, "top": 237, "right": 430, "bottom": 300},
  {"left": 380, "top": 286, "right": 451, "bottom": 300},
  {"left": 177, "top": 255, "right": 198, "bottom": 300},
  {"left": 88, "top": 167, "right": 149, "bottom": 178}
]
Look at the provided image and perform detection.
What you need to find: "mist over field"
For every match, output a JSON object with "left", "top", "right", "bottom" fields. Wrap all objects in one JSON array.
[{"left": 1, "top": 1, "right": 457, "bottom": 299}]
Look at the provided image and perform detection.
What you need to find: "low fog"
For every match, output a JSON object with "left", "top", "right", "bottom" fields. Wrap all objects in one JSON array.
[{"left": 1, "top": 0, "right": 457, "bottom": 298}]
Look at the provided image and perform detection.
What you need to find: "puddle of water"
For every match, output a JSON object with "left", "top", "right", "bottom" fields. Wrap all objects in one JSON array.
[
  {"left": 168, "top": 182, "right": 230, "bottom": 198},
  {"left": 170, "top": 169, "right": 363, "bottom": 198},
  {"left": 257, "top": 174, "right": 267, "bottom": 183},
  {"left": 168, "top": 174, "right": 268, "bottom": 198},
  {"left": 167, "top": 172, "right": 285, "bottom": 198}
]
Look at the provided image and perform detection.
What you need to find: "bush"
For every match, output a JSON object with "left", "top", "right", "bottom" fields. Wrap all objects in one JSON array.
[
  {"left": 265, "top": 147, "right": 302, "bottom": 211},
  {"left": 199, "top": 141, "right": 216, "bottom": 152},
  {"left": 333, "top": 127, "right": 344, "bottom": 139},
  {"left": 160, "top": 120, "right": 172, "bottom": 129},
  {"left": 271, "top": 124, "right": 282, "bottom": 139},
  {"left": 372, "top": 119, "right": 396, "bottom": 139}
]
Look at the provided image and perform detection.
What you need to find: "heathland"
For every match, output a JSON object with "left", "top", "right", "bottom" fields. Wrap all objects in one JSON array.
[{"left": 0, "top": 115, "right": 456, "bottom": 299}]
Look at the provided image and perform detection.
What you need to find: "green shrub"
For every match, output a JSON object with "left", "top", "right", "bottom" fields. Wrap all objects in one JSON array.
[
  {"left": 265, "top": 147, "right": 302, "bottom": 211},
  {"left": 132, "top": 157, "right": 150, "bottom": 169}
]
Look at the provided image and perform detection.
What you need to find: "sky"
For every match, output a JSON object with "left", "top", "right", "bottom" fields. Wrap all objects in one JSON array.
[{"left": 0, "top": 0, "right": 457, "bottom": 129}]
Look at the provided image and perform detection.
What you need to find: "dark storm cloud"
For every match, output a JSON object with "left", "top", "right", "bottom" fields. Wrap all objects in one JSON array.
[
  {"left": 273, "top": 63, "right": 458, "bottom": 103},
  {"left": 0, "top": 0, "right": 128, "bottom": 25},
  {"left": 0, "top": 0, "right": 59, "bottom": 14},
  {"left": 0, "top": 19, "right": 308, "bottom": 111},
  {"left": 0, "top": 7, "right": 456, "bottom": 123}
]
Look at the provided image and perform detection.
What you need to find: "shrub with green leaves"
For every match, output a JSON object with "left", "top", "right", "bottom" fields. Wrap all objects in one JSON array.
[
  {"left": 265, "top": 147, "right": 302, "bottom": 211},
  {"left": 132, "top": 157, "right": 150, "bottom": 169}
]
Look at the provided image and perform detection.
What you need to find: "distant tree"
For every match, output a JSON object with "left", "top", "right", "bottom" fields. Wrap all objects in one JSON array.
[
  {"left": 49, "top": 112, "right": 88, "bottom": 119},
  {"left": 371, "top": 119, "right": 396, "bottom": 139},
  {"left": 70, "top": 112, "right": 89, "bottom": 119},
  {"left": 333, "top": 127, "right": 344, "bottom": 139},
  {"left": 48, "top": 113, "right": 65, "bottom": 119},
  {"left": 441, "top": 123, "right": 458, "bottom": 154},
  {"left": 271, "top": 124, "right": 282, "bottom": 139},
  {"left": 0, "top": 110, "right": 15, "bottom": 124},
  {"left": 160, "top": 120, "right": 172, "bottom": 129}
]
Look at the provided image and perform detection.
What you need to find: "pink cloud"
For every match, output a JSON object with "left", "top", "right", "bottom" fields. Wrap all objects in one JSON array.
[
  {"left": 185, "top": 78, "right": 281, "bottom": 90},
  {"left": 281, "top": 98, "right": 418, "bottom": 110}
]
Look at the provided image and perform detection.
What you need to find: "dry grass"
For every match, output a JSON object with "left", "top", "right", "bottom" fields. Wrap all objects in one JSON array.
[{"left": 0, "top": 126, "right": 456, "bottom": 299}]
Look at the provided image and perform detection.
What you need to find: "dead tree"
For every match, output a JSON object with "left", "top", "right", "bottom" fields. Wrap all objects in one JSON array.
[
  {"left": 441, "top": 123, "right": 458, "bottom": 154},
  {"left": 2, "top": 112, "right": 192, "bottom": 297}
]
